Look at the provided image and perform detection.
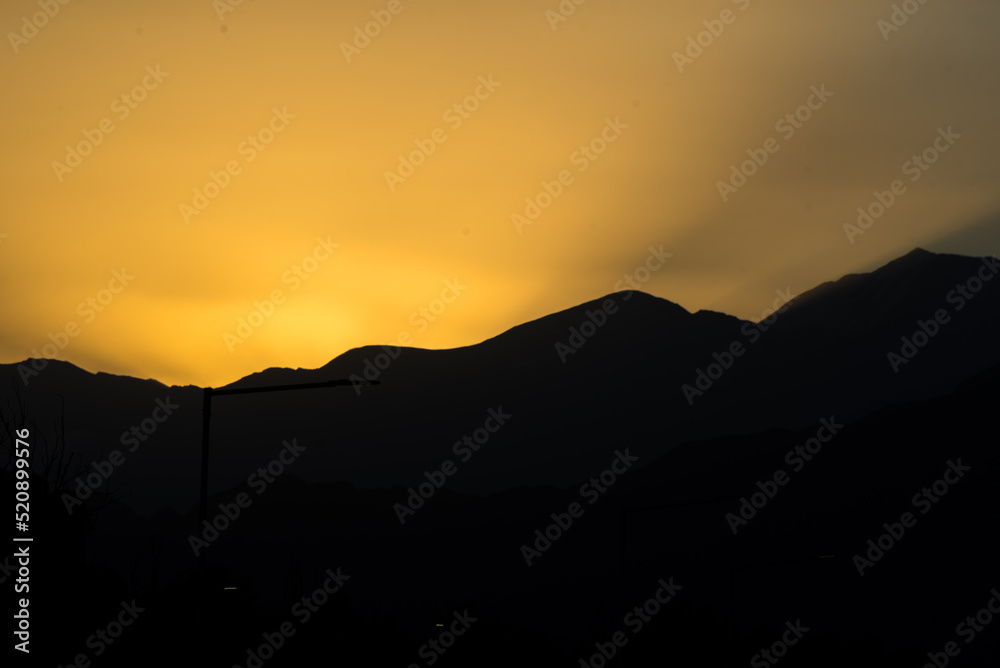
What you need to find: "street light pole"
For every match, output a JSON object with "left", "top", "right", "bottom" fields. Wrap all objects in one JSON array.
[
  {"left": 196, "top": 378, "right": 377, "bottom": 633},
  {"left": 197, "top": 386, "right": 213, "bottom": 633}
]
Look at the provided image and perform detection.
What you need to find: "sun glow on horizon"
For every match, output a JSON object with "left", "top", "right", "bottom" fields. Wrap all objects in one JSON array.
[{"left": 3, "top": 0, "right": 1000, "bottom": 388}]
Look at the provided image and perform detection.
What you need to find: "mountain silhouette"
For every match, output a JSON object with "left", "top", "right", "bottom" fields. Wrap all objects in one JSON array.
[
  {"left": 3, "top": 247, "right": 999, "bottom": 666},
  {"left": 4, "top": 248, "right": 998, "bottom": 509}
]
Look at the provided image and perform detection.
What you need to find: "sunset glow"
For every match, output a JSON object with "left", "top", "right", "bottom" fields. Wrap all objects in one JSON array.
[{"left": 3, "top": 0, "right": 999, "bottom": 387}]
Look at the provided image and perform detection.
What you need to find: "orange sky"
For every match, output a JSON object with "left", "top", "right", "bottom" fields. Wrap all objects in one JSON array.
[{"left": 2, "top": 0, "right": 999, "bottom": 387}]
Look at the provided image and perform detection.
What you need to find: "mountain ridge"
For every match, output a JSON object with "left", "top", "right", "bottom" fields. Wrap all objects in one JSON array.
[
  {"left": 3, "top": 246, "right": 998, "bottom": 516},
  {"left": 10, "top": 246, "right": 989, "bottom": 392}
]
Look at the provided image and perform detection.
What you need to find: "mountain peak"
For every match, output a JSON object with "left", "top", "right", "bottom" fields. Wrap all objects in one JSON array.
[
  {"left": 893, "top": 246, "right": 936, "bottom": 263},
  {"left": 874, "top": 247, "right": 938, "bottom": 273}
]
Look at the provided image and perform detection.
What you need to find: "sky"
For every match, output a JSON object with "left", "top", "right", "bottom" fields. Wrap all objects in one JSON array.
[{"left": 2, "top": 0, "right": 999, "bottom": 388}]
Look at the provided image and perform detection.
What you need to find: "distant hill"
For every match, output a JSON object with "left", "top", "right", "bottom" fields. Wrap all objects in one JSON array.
[
  {"left": 2, "top": 248, "right": 998, "bottom": 516},
  {"left": 4, "top": 247, "right": 999, "bottom": 666}
]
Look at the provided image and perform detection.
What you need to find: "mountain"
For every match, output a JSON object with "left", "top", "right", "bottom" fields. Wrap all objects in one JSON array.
[
  {"left": 4, "top": 247, "right": 1000, "bottom": 666},
  {"left": 3, "top": 248, "right": 998, "bottom": 515}
]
